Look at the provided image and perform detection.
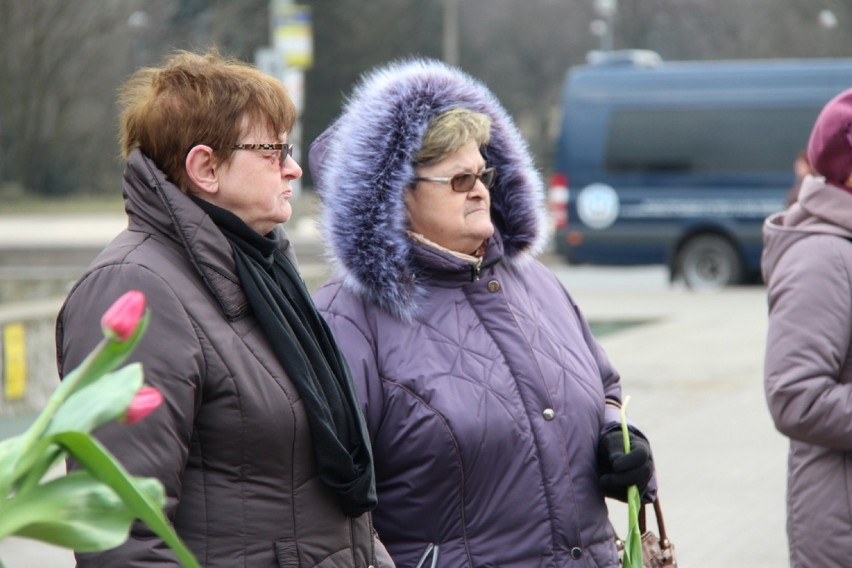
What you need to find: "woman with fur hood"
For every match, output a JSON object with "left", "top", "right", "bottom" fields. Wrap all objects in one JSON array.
[
  {"left": 763, "top": 87, "right": 852, "bottom": 567},
  {"left": 310, "top": 59, "right": 655, "bottom": 567}
]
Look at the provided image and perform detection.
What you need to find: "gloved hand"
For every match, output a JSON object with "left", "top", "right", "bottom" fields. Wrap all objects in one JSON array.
[{"left": 596, "top": 429, "right": 653, "bottom": 502}]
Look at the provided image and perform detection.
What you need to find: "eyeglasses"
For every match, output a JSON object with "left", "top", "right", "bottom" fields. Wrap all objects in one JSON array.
[
  {"left": 413, "top": 167, "right": 496, "bottom": 193},
  {"left": 232, "top": 143, "right": 294, "bottom": 168}
]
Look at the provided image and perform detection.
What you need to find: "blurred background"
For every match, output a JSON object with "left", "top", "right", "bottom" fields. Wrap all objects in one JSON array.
[{"left": 2, "top": 0, "right": 851, "bottom": 203}]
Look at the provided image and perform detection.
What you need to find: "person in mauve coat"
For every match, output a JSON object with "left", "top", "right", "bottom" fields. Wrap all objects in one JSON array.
[
  {"left": 309, "top": 58, "right": 656, "bottom": 568},
  {"left": 763, "top": 87, "right": 852, "bottom": 568},
  {"left": 55, "top": 49, "right": 392, "bottom": 568}
]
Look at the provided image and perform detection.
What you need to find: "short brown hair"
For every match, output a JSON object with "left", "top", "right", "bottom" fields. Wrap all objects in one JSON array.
[
  {"left": 414, "top": 108, "right": 491, "bottom": 166},
  {"left": 119, "top": 49, "right": 296, "bottom": 192}
]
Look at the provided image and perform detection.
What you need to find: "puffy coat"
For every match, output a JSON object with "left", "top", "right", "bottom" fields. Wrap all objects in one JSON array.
[
  {"left": 311, "top": 59, "right": 643, "bottom": 567},
  {"left": 763, "top": 175, "right": 852, "bottom": 567},
  {"left": 55, "top": 150, "right": 391, "bottom": 568}
]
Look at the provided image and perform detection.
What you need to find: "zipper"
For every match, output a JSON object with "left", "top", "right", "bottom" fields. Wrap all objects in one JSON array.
[
  {"left": 471, "top": 258, "right": 483, "bottom": 281},
  {"left": 415, "top": 543, "right": 439, "bottom": 568}
]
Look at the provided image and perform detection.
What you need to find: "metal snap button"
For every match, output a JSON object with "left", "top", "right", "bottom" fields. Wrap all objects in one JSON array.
[
  {"left": 570, "top": 546, "right": 582, "bottom": 559},
  {"left": 487, "top": 279, "right": 501, "bottom": 292},
  {"left": 543, "top": 408, "right": 555, "bottom": 421}
]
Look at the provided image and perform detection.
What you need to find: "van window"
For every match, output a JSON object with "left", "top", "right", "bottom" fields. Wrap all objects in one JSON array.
[{"left": 605, "top": 107, "right": 818, "bottom": 173}]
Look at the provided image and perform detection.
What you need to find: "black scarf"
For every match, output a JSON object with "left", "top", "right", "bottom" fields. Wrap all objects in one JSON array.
[{"left": 193, "top": 197, "right": 376, "bottom": 517}]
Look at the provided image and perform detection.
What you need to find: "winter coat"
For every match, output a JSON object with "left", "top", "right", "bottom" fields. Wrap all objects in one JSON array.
[
  {"left": 762, "top": 175, "right": 852, "bottom": 567},
  {"left": 55, "top": 150, "right": 391, "bottom": 568},
  {"left": 311, "top": 59, "right": 644, "bottom": 567}
]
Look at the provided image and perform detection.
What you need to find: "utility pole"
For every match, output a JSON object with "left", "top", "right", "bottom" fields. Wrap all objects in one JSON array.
[
  {"left": 257, "top": 0, "right": 313, "bottom": 196},
  {"left": 591, "top": 0, "right": 617, "bottom": 52},
  {"left": 443, "top": 0, "right": 460, "bottom": 66}
]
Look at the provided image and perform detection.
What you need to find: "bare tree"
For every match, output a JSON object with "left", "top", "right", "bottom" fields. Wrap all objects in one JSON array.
[
  {"left": 0, "top": 1, "right": 142, "bottom": 196},
  {"left": 3, "top": 0, "right": 852, "bottom": 197}
]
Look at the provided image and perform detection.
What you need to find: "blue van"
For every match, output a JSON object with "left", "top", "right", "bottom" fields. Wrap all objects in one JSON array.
[{"left": 549, "top": 51, "right": 852, "bottom": 288}]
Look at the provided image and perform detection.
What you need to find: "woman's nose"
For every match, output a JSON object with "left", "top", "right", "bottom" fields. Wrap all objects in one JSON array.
[{"left": 281, "top": 153, "right": 303, "bottom": 180}]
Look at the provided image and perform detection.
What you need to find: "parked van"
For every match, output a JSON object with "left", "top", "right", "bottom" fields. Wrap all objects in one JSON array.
[{"left": 549, "top": 51, "right": 852, "bottom": 288}]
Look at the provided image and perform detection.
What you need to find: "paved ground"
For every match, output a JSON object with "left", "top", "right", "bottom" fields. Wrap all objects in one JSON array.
[
  {"left": 0, "top": 211, "right": 789, "bottom": 567},
  {"left": 557, "top": 270, "right": 788, "bottom": 568}
]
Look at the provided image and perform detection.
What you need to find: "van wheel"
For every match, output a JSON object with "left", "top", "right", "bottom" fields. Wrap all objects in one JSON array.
[{"left": 676, "top": 235, "right": 743, "bottom": 289}]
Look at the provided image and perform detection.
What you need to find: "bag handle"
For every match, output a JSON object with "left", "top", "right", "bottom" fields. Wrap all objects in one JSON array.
[{"left": 638, "top": 497, "right": 669, "bottom": 544}]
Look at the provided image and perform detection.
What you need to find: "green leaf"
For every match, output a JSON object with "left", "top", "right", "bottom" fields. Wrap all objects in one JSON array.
[
  {"left": 54, "top": 431, "right": 199, "bottom": 568},
  {"left": 0, "top": 471, "right": 163, "bottom": 551},
  {"left": 0, "top": 436, "right": 24, "bottom": 506},
  {"left": 7, "top": 364, "right": 143, "bottom": 493},
  {"left": 623, "top": 485, "right": 643, "bottom": 567},
  {"left": 47, "top": 364, "right": 143, "bottom": 436},
  {"left": 14, "top": 444, "right": 64, "bottom": 496},
  {"left": 620, "top": 397, "right": 644, "bottom": 568}
]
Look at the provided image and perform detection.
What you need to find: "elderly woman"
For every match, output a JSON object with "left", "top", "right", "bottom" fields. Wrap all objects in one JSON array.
[
  {"left": 310, "top": 59, "right": 655, "bottom": 567},
  {"left": 56, "top": 50, "right": 391, "bottom": 567}
]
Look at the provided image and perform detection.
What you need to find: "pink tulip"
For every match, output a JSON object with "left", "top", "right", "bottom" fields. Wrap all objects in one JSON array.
[
  {"left": 101, "top": 290, "right": 146, "bottom": 341},
  {"left": 122, "top": 386, "right": 163, "bottom": 424}
]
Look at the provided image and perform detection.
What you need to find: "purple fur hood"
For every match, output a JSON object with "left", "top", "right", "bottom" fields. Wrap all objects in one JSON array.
[{"left": 309, "top": 58, "right": 548, "bottom": 320}]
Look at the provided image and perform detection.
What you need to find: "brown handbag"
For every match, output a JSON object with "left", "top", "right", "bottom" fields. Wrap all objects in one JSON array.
[{"left": 615, "top": 497, "right": 677, "bottom": 567}]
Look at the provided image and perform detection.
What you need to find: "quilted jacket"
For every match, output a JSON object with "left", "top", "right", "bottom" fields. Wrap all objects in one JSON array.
[{"left": 56, "top": 150, "right": 391, "bottom": 568}]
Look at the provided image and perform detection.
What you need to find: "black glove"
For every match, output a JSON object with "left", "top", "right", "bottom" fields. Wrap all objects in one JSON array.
[{"left": 596, "top": 429, "right": 653, "bottom": 502}]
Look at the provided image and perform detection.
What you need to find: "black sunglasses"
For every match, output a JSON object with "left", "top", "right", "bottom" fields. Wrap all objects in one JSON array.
[{"left": 413, "top": 167, "right": 496, "bottom": 193}]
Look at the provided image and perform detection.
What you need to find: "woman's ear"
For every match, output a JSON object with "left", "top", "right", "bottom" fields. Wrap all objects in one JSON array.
[{"left": 185, "top": 145, "right": 219, "bottom": 195}]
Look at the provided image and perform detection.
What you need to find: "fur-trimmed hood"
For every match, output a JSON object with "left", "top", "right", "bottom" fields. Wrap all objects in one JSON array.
[{"left": 309, "top": 58, "right": 548, "bottom": 320}]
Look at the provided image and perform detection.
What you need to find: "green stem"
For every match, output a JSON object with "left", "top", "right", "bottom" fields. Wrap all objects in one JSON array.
[
  {"left": 21, "top": 339, "right": 108, "bottom": 446},
  {"left": 620, "top": 395, "right": 632, "bottom": 453},
  {"left": 3, "top": 340, "right": 107, "bottom": 495}
]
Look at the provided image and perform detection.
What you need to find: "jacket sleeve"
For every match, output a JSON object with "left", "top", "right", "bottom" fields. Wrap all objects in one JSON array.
[
  {"left": 765, "top": 236, "right": 852, "bottom": 450},
  {"left": 561, "top": 285, "right": 623, "bottom": 420},
  {"left": 314, "top": 285, "right": 385, "bottom": 440},
  {"left": 560, "top": 276, "right": 658, "bottom": 501},
  {"left": 57, "top": 263, "right": 204, "bottom": 567}
]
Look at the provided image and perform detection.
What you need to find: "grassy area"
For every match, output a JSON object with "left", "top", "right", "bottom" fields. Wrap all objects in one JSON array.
[{"left": 589, "top": 319, "right": 651, "bottom": 337}]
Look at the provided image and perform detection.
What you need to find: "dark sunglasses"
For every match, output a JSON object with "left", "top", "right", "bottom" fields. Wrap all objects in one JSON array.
[
  {"left": 413, "top": 166, "right": 496, "bottom": 193},
  {"left": 232, "top": 143, "right": 294, "bottom": 168}
]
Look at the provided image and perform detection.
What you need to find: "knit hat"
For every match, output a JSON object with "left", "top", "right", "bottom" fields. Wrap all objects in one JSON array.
[{"left": 807, "top": 88, "right": 852, "bottom": 191}]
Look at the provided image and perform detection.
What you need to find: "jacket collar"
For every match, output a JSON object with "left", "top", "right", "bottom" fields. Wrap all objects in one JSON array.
[{"left": 123, "top": 149, "right": 293, "bottom": 321}]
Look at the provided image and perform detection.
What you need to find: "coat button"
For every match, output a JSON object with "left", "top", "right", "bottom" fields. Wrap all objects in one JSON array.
[
  {"left": 487, "top": 279, "right": 501, "bottom": 292},
  {"left": 543, "top": 408, "right": 555, "bottom": 421},
  {"left": 570, "top": 546, "right": 583, "bottom": 559}
]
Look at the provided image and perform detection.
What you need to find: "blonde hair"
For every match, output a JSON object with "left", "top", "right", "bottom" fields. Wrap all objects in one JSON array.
[
  {"left": 119, "top": 49, "right": 296, "bottom": 193},
  {"left": 414, "top": 108, "right": 491, "bottom": 165}
]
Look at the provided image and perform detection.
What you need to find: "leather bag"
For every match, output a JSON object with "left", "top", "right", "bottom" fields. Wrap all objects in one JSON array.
[{"left": 616, "top": 497, "right": 677, "bottom": 567}]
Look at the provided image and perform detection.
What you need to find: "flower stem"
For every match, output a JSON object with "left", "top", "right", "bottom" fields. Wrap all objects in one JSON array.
[{"left": 7, "top": 339, "right": 108, "bottom": 489}]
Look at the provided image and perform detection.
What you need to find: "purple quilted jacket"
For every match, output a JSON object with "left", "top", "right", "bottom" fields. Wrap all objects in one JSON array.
[{"left": 311, "top": 58, "right": 645, "bottom": 567}]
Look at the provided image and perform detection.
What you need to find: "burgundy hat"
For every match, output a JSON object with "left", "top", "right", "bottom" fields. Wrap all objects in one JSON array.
[{"left": 807, "top": 88, "right": 852, "bottom": 191}]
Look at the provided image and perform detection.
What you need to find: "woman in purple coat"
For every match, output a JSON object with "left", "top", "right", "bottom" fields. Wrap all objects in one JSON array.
[{"left": 310, "top": 59, "right": 655, "bottom": 567}]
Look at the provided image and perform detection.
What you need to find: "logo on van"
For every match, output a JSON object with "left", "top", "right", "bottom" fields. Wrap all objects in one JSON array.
[{"left": 576, "top": 183, "right": 619, "bottom": 229}]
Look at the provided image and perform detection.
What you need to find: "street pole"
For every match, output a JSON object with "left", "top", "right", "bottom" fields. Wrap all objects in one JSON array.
[{"left": 443, "top": 0, "right": 460, "bottom": 66}]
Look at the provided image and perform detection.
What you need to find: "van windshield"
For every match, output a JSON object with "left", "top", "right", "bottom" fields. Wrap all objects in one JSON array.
[{"left": 605, "top": 107, "right": 819, "bottom": 173}]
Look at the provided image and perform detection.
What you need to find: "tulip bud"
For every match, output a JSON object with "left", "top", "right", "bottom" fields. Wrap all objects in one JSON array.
[
  {"left": 101, "top": 290, "right": 146, "bottom": 341},
  {"left": 122, "top": 386, "right": 163, "bottom": 424}
]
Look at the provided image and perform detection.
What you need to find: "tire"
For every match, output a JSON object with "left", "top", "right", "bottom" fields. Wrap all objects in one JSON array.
[{"left": 676, "top": 234, "right": 743, "bottom": 289}]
